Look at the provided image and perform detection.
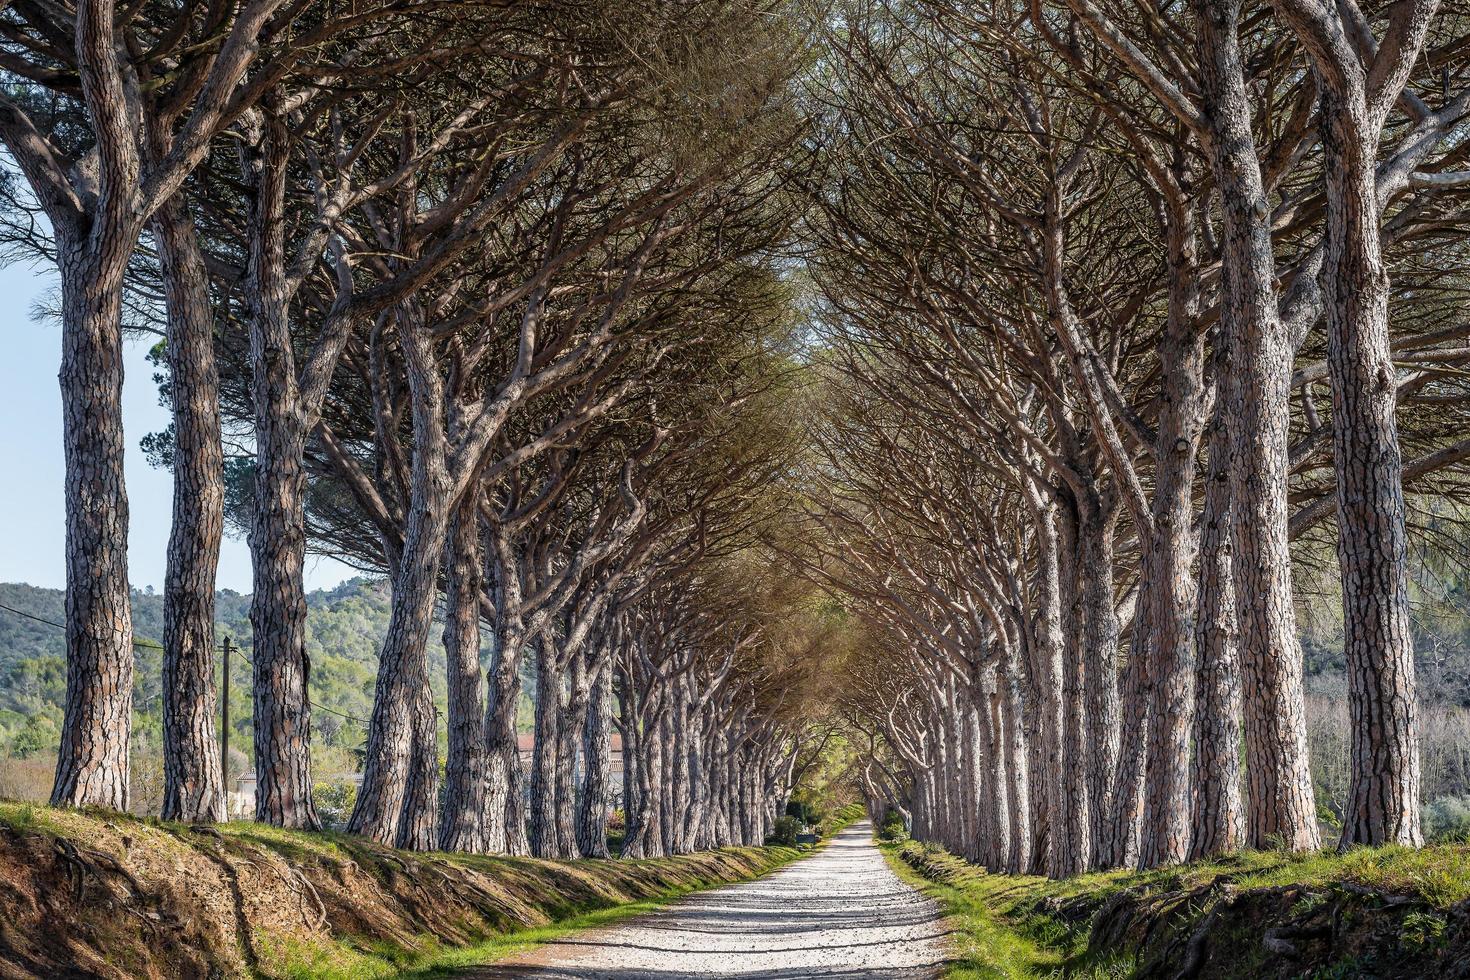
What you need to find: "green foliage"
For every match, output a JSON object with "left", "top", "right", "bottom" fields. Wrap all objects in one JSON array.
[
  {"left": 877, "top": 808, "right": 908, "bottom": 841},
  {"left": 0, "top": 578, "right": 539, "bottom": 794},
  {"left": 312, "top": 780, "right": 358, "bottom": 829},
  {"left": 768, "top": 815, "right": 801, "bottom": 847},
  {"left": 1400, "top": 910, "right": 1448, "bottom": 952}
]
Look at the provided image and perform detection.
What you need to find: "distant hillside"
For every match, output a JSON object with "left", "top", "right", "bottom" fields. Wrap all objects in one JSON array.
[{"left": 0, "top": 579, "right": 529, "bottom": 807}]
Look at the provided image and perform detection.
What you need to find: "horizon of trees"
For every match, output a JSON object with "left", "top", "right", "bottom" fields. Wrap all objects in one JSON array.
[{"left": 3, "top": 0, "right": 1470, "bottom": 875}]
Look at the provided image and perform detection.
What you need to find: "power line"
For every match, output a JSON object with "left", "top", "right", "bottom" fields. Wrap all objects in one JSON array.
[{"left": 0, "top": 598, "right": 371, "bottom": 726}]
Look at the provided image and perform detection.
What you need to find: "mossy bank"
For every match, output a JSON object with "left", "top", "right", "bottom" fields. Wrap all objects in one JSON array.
[
  {"left": 884, "top": 835, "right": 1470, "bottom": 978},
  {"left": 0, "top": 801, "right": 805, "bottom": 979}
]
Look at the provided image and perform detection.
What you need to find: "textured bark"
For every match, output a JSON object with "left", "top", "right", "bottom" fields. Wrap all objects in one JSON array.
[
  {"left": 1295, "top": 23, "right": 1424, "bottom": 847},
  {"left": 1190, "top": 412, "right": 1246, "bottom": 858},
  {"left": 529, "top": 643, "right": 564, "bottom": 858},
  {"left": 1195, "top": 0, "right": 1319, "bottom": 850},
  {"left": 576, "top": 662, "right": 613, "bottom": 857},
  {"left": 245, "top": 111, "right": 318, "bottom": 830},
  {"left": 154, "top": 193, "right": 226, "bottom": 824},
  {"left": 350, "top": 312, "right": 452, "bottom": 847},
  {"left": 483, "top": 621, "right": 528, "bottom": 855},
  {"left": 1002, "top": 657, "right": 1032, "bottom": 875},
  {"left": 1025, "top": 487, "right": 1070, "bottom": 877},
  {"left": 1137, "top": 199, "right": 1206, "bottom": 869},
  {"left": 439, "top": 504, "right": 487, "bottom": 851},
  {"left": 395, "top": 685, "right": 439, "bottom": 850},
  {"left": 50, "top": 235, "right": 135, "bottom": 813},
  {"left": 1056, "top": 503, "right": 1092, "bottom": 873}
]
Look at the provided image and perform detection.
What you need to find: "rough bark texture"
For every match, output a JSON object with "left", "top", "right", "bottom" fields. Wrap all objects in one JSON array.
[
  {"left": 154, "top": 193, "right": 226, "bottom": 824},
  {"left": 1190, "top": 413, "right": 1246, "bottom": 858},
  {"left": 440, "top": 503, "right": 487, "bottom": 853},
  {"left": 50, "top": 237, "right": 135, "bottom": 813},
  {"left": 577, "top": 662, "right": 613, "bottom": 857},
  {"left": 245, "top": 109, "right": 318, "bottom": 830},
  {"left": 1195, "top": 0, "right": 1319, "bottom": 851},
  {"left": 1306, "top": 34, "right": 1423, "bottom": 848}
]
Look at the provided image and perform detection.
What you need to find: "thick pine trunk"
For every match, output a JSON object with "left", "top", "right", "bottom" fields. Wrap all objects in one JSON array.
[
  {"left": 529, "top": 645, "right": 563, "bottom": 857},
  {"left": 483, "top": 619, "right": 528, "bottom": 855},
  {"left": 439, "top": 503, "right": 487, "bottom": 852},
  {"left": 1026, "top": 490, "right": 1069, "bottom": 876},
  {"left": 245, "top": 118, "right": 318, "bottom": 830},
  {"left": 576, "top": 663, "right": 613, "bottom": 857},
  {"left": 51, "top": 238, "right": 135, "bottom": 813},
  {"left": 1078, "top": 508, "right": 1121, "bottom": 864},
  {"left": 154, "top": 194, "right": 226, "bottom": 824},
  {"left": 1191, "top": 411, "right": 1246, "bottom": 858},
  {"left": 1196, "top": 0, "right": 1319, "bottom": 850},
  {"left": 1057, "top": 504, "right": 1093, "bottom": 873},
  {"left": 349, "top": 502, "right": 448, "bottom": 845},
  {"left": 1318, "top": 88, "right": 1422, "bottom": 848},
  {"left": 1138, "top": 206, "right": 1206, "bottom": 868}
]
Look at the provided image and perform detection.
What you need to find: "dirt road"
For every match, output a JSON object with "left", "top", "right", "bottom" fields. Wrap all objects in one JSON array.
[{"left": 459, "top": 821, "right": 950, "bottom": 979}]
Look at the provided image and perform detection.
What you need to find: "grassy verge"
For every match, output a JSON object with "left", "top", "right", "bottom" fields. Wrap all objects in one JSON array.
[
  {"left": 0, "top": 801, "right": 820, "bottom": 979},
  {"left": 878, "top": 833, "right": 1470, "bottom": 979}
]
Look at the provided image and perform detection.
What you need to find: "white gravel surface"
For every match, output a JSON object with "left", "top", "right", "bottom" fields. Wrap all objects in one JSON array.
[{"left": 462, "top": 821, "right": 950, "bottom": 979}]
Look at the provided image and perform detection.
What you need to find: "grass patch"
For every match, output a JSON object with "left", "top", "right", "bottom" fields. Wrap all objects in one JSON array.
[{"left": 878, "top": 834, "right": 1470, "bottom": 979}]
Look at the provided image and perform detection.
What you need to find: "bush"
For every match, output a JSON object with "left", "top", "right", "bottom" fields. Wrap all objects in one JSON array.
[
  {"left": 767, "top": 814, "right": 801, "bottom": 847},
  {"left": 878, "top": 808, "right": 907, "bottom": 841},
  {"left": 1424, "top": 795, "right": 1470, "bottom": 842},
  {"left": 312, "top": 780, "right": 358, "bottom": 829}
]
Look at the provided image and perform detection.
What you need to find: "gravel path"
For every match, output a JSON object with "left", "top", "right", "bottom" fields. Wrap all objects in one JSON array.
[{"left": 459, "top": 821, "right": 950, "bottom": 979}]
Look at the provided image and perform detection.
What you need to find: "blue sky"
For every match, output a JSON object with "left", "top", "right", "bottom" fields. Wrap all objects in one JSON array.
[{"left": 0, "top": 259, "right": 355, "bottom": 593}]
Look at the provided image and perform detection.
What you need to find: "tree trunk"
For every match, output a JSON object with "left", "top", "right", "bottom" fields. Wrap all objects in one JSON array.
[
  {"left": 529, "top": 642, "right": 563, "bottom": 858},
  {"left": 440, "top": 502, "right": 487, "bottom": 852},
  {"left": 50, "top": 234, "right": 135, "bottom": 813},
  {"left": 1138, "top": 200, "right": 1206, "bottom": 868},
  {"left": 1317, "top": 82, "right": 1422, "bottom": 848},
  {"left": 1057, "top": 502, "right": 1092, "bottom": 872},
  {"left": 1195, "top": 0, "right": 1319, "bottom": 851},
  {"left": 154, "top": 193, "right": 226, "bottom": 823},
  {"left": 577, "top": 661, "right": 613, "bottom": 857},
  {"left": 245, "top": 114, "right": 317, "bottom": 830},
  {"left": 1191, "top": 410, "right": 1246, "bottom": 858}
]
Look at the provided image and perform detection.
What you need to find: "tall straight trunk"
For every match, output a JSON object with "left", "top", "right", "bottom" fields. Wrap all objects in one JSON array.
[
  {"left": 350, "top": 314, "right": 451, "bottom": 847},
  {"left": 577, "top": 662, "right": 613, "bottom": 857},
  {"left": 1316, "top": 78, "right": 1422, "bottom": 848},
  {"left": 529, "top": 643, "right": 563, "bottom": 858},
  {"left": 554, "top": 650, "right": 590, "bottom": 859},
  {"left": 348, "top": 506, "right": 447, "bottom": 844},
  {"left": 396, "top": 685, "right": 438, "bottom": 850},
  {"left": 1057, "top": 502, "right": 1092, "bottom": 872},
  {"left": 1195, "top": 0, "right": 1319, "bottom": 850},
  {"left": 1108, "top": 602, "right": 1151, "bottom": 869},
  {"left": 1026, "top": 488, "right": 1069, "bottom": 876},
  {"left": 245, "top": 112, "right": 317, "bottom": 830},
  {"left": 1078, "top": 507, "right": 1121, "bottom": 863},
  {"left": 50, "top": 233, "right": 135, "bottom": 812},
  {"left": 483, "top": 622, "right": 528, "bottom": 855},
  {"left": 440, "top": 502, "right": 486, "bottom": 852},
  {"left": 1002, "top": 659, "right": 1031, "bottom": 875},
  {"left": 153, "top": 193, "right": 226, "bottom": 823},
  {"left": 1138, "top": 200, "right": 1206, "bottom": 868},
  {"left": 1190, "top": 411, "right": 1246, "bottom": 858},
  {"left": 983, "top": 674, "right": 1011, "bottom": 870},
  {"left": 643, "top": 713, "right": 666, "bottom": 854}
]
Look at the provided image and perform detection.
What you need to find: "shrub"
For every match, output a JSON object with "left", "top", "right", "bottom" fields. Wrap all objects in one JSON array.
[
  {"left": 768, "top": 815, "right": 801, "bottom": 847},
  {"left": 878, "top": 808, "right": 907, "bottom": 841},
  {"left": 312, "top": 780, "right": 358, "bottom": 829}
]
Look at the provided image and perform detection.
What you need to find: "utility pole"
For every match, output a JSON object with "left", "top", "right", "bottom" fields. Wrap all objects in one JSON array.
[{"left": 221, "top": 636, "right": 232, "bottom": 800}]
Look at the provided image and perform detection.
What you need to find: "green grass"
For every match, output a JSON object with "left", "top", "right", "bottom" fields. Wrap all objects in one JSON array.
[{"left": 878, "top": 835, "right": 1470, "bottom": 979}]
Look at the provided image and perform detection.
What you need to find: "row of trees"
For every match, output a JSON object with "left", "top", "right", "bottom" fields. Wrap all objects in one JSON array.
[
  {"left": 808, "top": 0, "right": 1470, "bottom": 874},
  {"left": 0, "top": 1, "right": 824, "bottom": 856}
]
